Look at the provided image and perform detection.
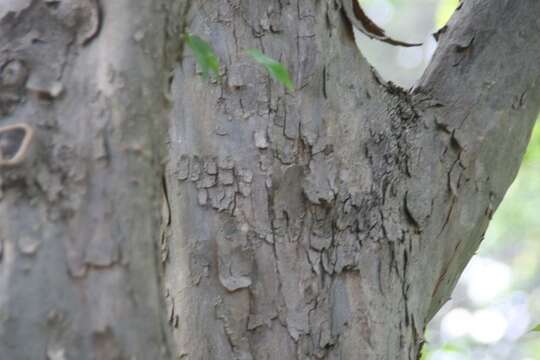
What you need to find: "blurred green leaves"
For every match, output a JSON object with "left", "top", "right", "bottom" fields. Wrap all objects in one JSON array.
[
  {"left": 523, "top": 121, "right": 540, "bottom": 164},
  {"left": 420, "top": 340, "right": 472, "bottom": 360},
  {"left": 435, "top": 0, "right": 460, "bottom": 28},
  {"left": 532, "top": 324, "right": 540, "bottom": 332},
  {"left": 246, "top": 49, "right": 295, "bottom": 92},
  {"left": 185, "top": 33, "right": 220, "bottom": 79}
]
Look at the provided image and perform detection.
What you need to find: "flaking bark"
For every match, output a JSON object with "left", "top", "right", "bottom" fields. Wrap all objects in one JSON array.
[
  {"left": 163, "top": 1, "right": 540, "bottom": 359},
  {"left": 0, "top": 0, "right": 539, "bottom": 359}
]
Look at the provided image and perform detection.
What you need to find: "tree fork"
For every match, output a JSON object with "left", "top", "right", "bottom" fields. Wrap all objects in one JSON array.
[
  {"left": 1, "top": 0, "right": 539, "bottom": 360},
  {"left": 163, "top": 1, "right": 540, "bottom": 359}
]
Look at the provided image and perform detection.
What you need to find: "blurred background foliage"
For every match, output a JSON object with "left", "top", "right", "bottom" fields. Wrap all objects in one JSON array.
[{"left": 355, "top": 0, "right": 540, "bottom": 359}]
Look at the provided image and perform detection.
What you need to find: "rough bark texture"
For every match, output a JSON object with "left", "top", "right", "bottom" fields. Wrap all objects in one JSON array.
[
  {"left": 0, "top": 0, "right": 175, "bottom": 358},
  {"left": 1, "top": 0, "right": 539, "bottom": 359},
  {"left": 162, "top": 0, "right": 540, "bottom": 359}
]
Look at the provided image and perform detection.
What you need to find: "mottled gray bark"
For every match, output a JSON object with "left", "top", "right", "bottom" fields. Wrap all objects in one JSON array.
[
  {"left": 163, "top": 1, "right": 540, "bottom": 359},
  {"left": 1, "top": 0, "right": 539, "bottom": 359},
  {"left": 0, "top": 0, "right": 175, "bottom": 358}
]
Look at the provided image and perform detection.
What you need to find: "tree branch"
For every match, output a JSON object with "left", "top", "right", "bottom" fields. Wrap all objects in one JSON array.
[
  {"left": 419, "top": 0, "right": 540, "bottom": 115},
  {"left": 412, "top": 0, "right": 540, "bottom": 320}
]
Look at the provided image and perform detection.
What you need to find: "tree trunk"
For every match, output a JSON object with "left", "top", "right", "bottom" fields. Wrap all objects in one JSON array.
[
  {"left": 1, "top": 0, "right": 540, "bottom": 359},
  {"left": 163, "top": 1, "right": 540, "bottom": 359},
  {"left": 0, "top": 0, "right": 174, "bottom": 358}
]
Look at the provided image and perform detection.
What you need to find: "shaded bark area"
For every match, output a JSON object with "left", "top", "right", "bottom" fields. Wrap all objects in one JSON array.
[
  {"left": 162, "top": 0, "right": 540, "bottom": 359},
  {"left": 0, "top": 0, "right": 176, "bottom": 358}
]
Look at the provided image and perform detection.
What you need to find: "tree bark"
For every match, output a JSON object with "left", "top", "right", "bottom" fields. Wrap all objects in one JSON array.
[
  {"left": 1, "top": 0, "right": 539, "bottom": 359},
  {"left": 163, "top": 1, "right": 540, "bottom": 359},
  {"left": 0, "top": 0, "right": 174, "bottom": 358}
]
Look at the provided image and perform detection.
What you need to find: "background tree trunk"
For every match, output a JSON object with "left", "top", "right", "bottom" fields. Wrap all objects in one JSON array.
[
  {"left": 1, "top": 0, "right": 539, "bottom": 359},
  {"left": 0, "top": 0, "right": 175, "bottom": 358}
]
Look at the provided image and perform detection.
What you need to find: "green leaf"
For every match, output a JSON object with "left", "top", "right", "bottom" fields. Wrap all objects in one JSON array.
[
  {"left": 185, "top": 33, "right": 220, "bottom": 79},
  {"left": 531, "top": 324, "right": 540, "bottom": 332},
  {"left": 246, "top": 49, "right": 294, "bottom": 92}
]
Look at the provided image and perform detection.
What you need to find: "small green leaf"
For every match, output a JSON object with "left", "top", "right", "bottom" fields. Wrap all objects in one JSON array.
[
  {"left": 185, "top": 33, "right": 220, "bottom": 79},
  {"left": 531, "top": 324, "right": 540, "bottom": 332},
  {"left": 246, "top": 49, "right": 294, "bottom": 92}
]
